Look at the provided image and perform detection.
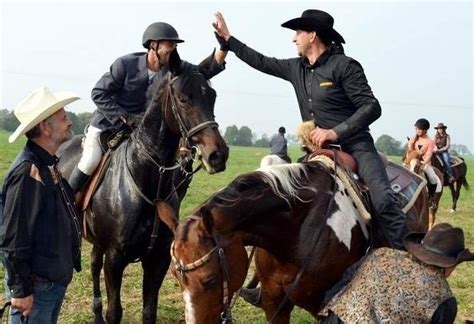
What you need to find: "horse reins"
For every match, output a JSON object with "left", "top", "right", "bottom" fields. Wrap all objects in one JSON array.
[
  {"left": 122, "top": 73, "right": 219, "bottom": 260},
  {"left": 170, "top": 217, "right": 240, "bottom": 323}
]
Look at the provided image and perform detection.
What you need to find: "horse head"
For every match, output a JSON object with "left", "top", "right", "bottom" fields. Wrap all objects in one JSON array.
[
  {"left": 403, "top": 138, "right": 423, "bottom": 174},
  {"left": 157, "top": 201, "right": 248, "bottom": 323},
  {"left": 145, "top": 50, "right": 228, "bottom": 174}
]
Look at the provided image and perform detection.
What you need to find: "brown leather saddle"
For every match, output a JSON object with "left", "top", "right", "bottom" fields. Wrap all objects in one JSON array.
[{"left": 306, "top": 148, "right": 424, "bottom": 214}]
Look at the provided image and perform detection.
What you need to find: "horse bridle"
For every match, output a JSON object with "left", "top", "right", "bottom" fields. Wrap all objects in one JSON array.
[
  {"left": 166, "top": 74, "right": 219, "bottom": 146},
  {"left": 170, "top": 217, "right": 238, "bottom": 323},
  {"left": 124, "top": 73, "right": 218, "bottom": 204}
]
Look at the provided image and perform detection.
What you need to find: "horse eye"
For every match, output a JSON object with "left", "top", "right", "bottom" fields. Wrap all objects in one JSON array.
[{"left": 202, "top": 276, "right": 218, "bottom": 288}]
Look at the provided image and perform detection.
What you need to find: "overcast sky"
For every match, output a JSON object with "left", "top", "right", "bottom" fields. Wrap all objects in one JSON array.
[{"left": 1, "top": 0, "right": 472, "bottom": 151}]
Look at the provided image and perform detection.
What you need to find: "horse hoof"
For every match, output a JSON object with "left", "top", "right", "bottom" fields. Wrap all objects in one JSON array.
[{"left": 449, "top": 209, "right": 455, "bottom": 213}]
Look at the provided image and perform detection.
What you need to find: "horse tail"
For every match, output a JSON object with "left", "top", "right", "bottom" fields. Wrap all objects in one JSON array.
[{"left": 462, "top": 177, "right": 470, "bottom": 191}]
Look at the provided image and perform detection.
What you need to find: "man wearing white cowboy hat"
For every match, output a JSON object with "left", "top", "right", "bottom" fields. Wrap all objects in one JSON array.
[
  {"left": 0, "top": 87, "right": 82, "bottom": 323},
  {"left": 322, "top": 223, "right": 473, "bottom": 323},
  {"left": 213, "top": 10, "right": 407, "bottom": 249}
]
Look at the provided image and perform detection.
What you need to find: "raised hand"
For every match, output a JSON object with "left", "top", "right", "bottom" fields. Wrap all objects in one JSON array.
[{"left": 213, "top": 11, "right": 231, "bottom": 41}]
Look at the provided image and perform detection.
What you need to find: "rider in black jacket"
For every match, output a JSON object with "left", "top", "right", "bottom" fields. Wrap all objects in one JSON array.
[{"left": 214, "top": 9, "right": 407, "bottom": 249}]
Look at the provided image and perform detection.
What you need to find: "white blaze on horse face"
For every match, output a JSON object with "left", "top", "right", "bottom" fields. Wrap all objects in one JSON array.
[
  {"left": 183, "top": 289, "right": 196, "bottom": 323},
  {"left": 326, "top": 176, "right": 368, "bottom": 250}
]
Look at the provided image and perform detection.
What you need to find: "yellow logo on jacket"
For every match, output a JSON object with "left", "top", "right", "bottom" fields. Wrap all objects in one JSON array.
[{"left": 320, "top": 81, "right": 334, "bottom": 87}]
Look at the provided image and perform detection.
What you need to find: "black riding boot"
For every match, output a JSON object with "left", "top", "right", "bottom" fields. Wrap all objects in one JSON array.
[
  {"left": 427, "top": 183, "right": 437, "bottom": 209},
  {"left": 69, "top": 166, "right": 90, "bottom": 194}
]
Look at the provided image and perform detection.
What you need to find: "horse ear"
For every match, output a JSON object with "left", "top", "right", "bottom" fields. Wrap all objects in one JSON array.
[
  {"left": 155, "top": 200, "right": 179, "bottom": 233},
  {"left": 168, "top": 49, "right": 182, "bottom": 75},
  {"left": 199, "top": 206, "right": 215, "bottom": 235}
]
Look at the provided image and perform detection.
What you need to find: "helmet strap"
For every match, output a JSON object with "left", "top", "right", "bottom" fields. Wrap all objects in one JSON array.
[{"left": 153, "top": 41, "right": 167, "bottom": 70}]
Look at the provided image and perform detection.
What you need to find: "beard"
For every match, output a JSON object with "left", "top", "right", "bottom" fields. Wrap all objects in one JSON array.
[
  {"left": 52, "top": 127, "right": 73, "bottom": 146},
  {"left": 62, "top": 129, "right": 73, "bottom": 142}
]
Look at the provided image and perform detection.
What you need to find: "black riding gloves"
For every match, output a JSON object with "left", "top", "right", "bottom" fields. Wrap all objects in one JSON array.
[{"left": 214, "top": 32, "right": 229, "bottom": 51}]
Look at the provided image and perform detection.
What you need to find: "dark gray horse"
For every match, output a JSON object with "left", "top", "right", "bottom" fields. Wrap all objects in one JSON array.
[{"left": 57, "top": 58, "right": 228, "bottom": 323}]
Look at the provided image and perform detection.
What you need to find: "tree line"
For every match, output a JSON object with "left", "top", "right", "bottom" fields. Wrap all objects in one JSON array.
[{"left": 0, "top": 113, "right": 471, "bottom": 155}]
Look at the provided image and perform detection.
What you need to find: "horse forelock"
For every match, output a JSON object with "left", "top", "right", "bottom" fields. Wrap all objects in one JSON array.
[{"left": 257, "top": 163, "right": 316, "bottom": 205}]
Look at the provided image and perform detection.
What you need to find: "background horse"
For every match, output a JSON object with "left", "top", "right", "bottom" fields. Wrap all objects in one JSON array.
[
  {"left": 57, "top": 59, "right": 228, "bottom": 323},
  {"left": 403, "top": 149, "right": 443, "bottom": 229},
  {"left": 259, "top": 154, "right": 289, "bottom": 168},
  {"left": 159, "top": 161, "right": 428, "bottom": 323},
  {"left": 431, "top": 153, "right": 469, "bottom": 212}
]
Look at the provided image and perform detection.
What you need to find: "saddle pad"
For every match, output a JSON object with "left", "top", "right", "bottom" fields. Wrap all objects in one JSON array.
[{"left": 386, "top": 161, "right": 426, "bottom": 213}]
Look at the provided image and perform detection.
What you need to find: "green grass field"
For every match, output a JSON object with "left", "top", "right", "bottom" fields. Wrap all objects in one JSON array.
[{"left": 0, "top": 129, "right": 472, "bottom": 323}]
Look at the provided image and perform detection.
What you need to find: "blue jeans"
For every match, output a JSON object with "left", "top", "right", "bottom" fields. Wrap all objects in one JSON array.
[
  {"left": 439, "top": 151, "right": 454, "bottom": 177},
  {"left": 4, "top": 276, "right": 66, "bottom": 324}
]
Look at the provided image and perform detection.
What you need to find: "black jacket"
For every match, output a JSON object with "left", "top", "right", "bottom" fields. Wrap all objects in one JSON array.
[
  {"left": 0, "top": 141, "right": 81, "bottom": 298},
  {"left": 227, "top": 37, "right": 381, "bottom": 143},
  {"left": 90, "top": 51, "right": 225, "bottom": 130}
]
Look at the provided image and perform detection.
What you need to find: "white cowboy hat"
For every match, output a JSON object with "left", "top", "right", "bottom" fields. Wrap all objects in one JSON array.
[{"left": 9, "top": 86, "right": 80, "bottom": 143}]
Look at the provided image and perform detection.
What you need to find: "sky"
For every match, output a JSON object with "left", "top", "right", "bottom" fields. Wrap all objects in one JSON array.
[{"left": 1, "top": 0, "right": 473, "bottom": 151}]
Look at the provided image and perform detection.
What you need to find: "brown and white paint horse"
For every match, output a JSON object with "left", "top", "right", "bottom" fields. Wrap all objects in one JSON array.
[{"left": 159, "top": 162, "right": 373, "bottom": 323}]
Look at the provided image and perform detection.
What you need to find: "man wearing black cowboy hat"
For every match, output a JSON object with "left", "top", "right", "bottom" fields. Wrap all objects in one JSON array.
[
  {"left": 213, "top": 10, "right": 407, "bottom": 249},
  {"left": 321, "top": 223, "right": 473, "bottom": 323}
]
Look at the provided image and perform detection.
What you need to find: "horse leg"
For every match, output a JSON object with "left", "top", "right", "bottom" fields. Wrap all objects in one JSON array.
[
  {"left": 91, "top": 245, "right": 105, "bottom": 324},
  {"left": 260, "top": 286, "right": 294, "bottom": 324},
  {"left": 141, "top": 240, "right": 172, "bottom": 324},
  {"left": 103, "top": 250, "right": 128, "bottom": 324},
  {"left": 449, "top": 183, "right": 456, "bottom": 212},
  {"left": 453, "top": 180, "right": 464, "bottom": 212}
]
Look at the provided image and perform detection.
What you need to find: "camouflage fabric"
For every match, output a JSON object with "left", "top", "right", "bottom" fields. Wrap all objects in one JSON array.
[{"left": 325, "top": 248, "right": 453, "bottom": 323}]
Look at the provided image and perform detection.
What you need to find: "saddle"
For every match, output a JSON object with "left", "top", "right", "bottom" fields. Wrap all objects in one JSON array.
[
  {"left": 307, "top": 148, "right": 425, "bottom": 215},
  {"left": 78, "top": 126, "right": 133, "bottom": 235}
]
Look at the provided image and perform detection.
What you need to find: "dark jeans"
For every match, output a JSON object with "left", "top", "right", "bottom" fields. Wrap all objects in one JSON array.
[
  {"left": 5, "top": 276, "right": 67, "bottom": 324},
  {"left": 439, "top": 151, "right": 454, "bottom": 177},
  {"left": 342, "top": 135, "right": 407, "bottom": 250}
]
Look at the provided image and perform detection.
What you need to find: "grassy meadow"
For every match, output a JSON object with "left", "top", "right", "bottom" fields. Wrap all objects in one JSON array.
[{"left": 0, "top": 129, "right": 472, "bottom": 323}]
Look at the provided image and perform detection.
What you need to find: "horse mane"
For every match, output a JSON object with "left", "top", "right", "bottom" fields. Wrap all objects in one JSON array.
[{"left": 210, "top": 164, "right": 317, "bottom": 208}]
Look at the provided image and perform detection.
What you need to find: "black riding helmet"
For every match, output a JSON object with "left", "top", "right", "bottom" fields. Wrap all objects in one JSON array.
[
  {"left": 414, "top": 118, "right": 430, "bottom": 130},
  {"left": 142, "top": 22, "right": 184, "bottom": 49}
]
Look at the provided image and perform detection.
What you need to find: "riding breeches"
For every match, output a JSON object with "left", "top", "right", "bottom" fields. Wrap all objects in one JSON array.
[
  {"left": 78, "top": 125, "right": 103, "bottom": 175},
  {"left": 422, "top": 164, "right": 442, "bottom": 192}
]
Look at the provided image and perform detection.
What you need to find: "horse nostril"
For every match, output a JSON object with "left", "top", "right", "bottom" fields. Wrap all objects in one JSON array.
[{"left": 209, "top": 151, "right": 226, "bottom": 169}]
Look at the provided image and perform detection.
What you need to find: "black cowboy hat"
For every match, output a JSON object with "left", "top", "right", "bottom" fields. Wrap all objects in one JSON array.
[
  {"left": 434, "top": 122, "right": 448, "bottom": 130},
  {"left": 281, "top": 9, "right": 345, "bottom": 44},
  {"left": 404, "top": 223, "right": 474, "bottom": 268}
]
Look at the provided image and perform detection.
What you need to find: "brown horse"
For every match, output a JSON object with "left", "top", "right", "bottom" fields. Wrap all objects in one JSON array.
[
  {"left": 403, "top": 149, "right": 443, "bottom": 229},
  {"left": 158, "top": 161, "right": 428, "bottom": 323},
  {"left": 431, "top": 153, "right": 469, "bottom": 212}
]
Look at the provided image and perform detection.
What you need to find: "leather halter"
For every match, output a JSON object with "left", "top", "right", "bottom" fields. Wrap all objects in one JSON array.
[{"left": 170, "top": 217, "right": 238, "bottom": 323}]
